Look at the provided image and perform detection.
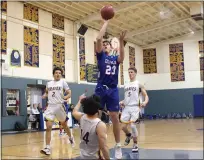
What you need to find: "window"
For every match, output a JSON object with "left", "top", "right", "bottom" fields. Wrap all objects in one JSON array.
[{"left": 6, "top": 89, "right": 20, "bottom": 116}]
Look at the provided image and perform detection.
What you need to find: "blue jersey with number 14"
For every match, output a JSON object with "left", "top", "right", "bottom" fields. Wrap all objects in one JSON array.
[{"left": 97, "top": 51, "right": 120, "bottom": 87}]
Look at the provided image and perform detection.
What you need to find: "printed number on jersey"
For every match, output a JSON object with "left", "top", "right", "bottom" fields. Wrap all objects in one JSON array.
[
  {"left": 105, "top": 65, "right": 116, "bottom": 75},
  {"left": 52, "top": 92, "right": 55, "bottom": 97},
  {"left": 81, "top": 129, "right": 89, "bottom": 144}
]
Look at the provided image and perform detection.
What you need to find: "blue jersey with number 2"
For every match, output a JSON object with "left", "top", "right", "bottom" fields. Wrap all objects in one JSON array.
[{"left": 97, "top": 51, "right": 119, "bottom": 86}]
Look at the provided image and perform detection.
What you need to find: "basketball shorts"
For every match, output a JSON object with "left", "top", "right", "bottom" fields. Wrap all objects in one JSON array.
[
  {"left": 120, "top": 106, "right": 140, "bottom": 123},
  {"left": 95, "top": 84, "right": 119, "bottom": 112},
  {"left": 44, "top": 104, "right": 67, "bottom": 122}
]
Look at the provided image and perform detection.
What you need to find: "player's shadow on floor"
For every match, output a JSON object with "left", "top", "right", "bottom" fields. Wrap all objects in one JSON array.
[
  {"left": 74, "top": 148, "right": 203, "bottom": 159},
  {"left": 109, "top": 148, "right": 203, "bottom": 159}
]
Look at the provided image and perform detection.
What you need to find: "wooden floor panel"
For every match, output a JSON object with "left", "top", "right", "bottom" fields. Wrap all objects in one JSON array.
[{"left": 1, "top": 119, "right": 203, "bottom": 159}]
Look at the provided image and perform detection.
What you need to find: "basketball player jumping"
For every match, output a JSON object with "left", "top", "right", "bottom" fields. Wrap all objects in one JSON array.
[
  {"left": 95, "top": 20, "right": 126, "bottom": 159},
  {"left": 120, "top": 67, "right": 149, "bottom": 152},
  {"left": 41, "top": 67, "right": 75, "bottom": 155},
  {"left": 72, "top": 94, "right": 110, "bottom": 159}
]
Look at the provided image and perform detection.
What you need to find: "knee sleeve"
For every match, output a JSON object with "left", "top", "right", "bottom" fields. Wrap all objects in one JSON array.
[{"left": 130, "top": 123, "right": 138, "bottom": 137}]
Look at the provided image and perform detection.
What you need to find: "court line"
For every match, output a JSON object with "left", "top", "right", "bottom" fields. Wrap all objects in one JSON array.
[
  {"left": 2, "top": 154, "right": 48, "bottom": 159},
  {"left": 1, "top": 140, "right": 45, "bottom": 148}
]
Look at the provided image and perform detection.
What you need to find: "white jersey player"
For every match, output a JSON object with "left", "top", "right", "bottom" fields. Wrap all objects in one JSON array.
[
  {"left": 72, "top": 94, "right": 110, "bottom": 159},
  {"left": 41, "top": 67, "right": 75, "bottom": 155},
  {"left": 120, "top": 67, "right": 149, "bottom": 152}
]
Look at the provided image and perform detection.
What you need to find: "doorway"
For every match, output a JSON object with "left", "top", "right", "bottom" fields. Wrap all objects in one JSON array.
[{"left": 26, "top": 84, "right": 46, "bottom": 130}]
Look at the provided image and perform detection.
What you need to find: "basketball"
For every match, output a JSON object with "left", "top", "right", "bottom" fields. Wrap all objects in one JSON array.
[{"left": 100, "top": 5, "right": 115, "bottom": 20}]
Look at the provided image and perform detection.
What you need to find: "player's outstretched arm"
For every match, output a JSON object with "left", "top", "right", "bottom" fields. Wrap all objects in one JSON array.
[
  {"left": 42, "top": 87, "right": 48, "bottom": 99},
  {"left": 140, "top": 84, "right": 149, "bottom": 107},
  {"left": 64, "top": 89, "right": 71, "bottom": 100},
  {"left": 117, "top": 30, "right": 127, "bottom": 63},
  {"left": 96, "top": 122, "right": 110, "bottom": 160},
  {"left": 72, "top": 95, "right": 86, "bottom": 121},
  {"left": 63, "top": 81, "right": 71, "bottom": 100},
  {"left": 96, "top": 20, "right": 109, "bottom": 53}
]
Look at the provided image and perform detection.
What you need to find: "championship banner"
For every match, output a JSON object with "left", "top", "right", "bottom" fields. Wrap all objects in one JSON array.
[
  {"left": 24, "top": 26, "right": 39, "bottom": 67},
  {"left": 52, "top": 13, "right": 64, "bottom": 30},
  {"left": 79, "top": 36, "right": 86, "bottom": 81},
  {"left": 1, "top": 1, "right": 7, "bottom": 14},
  {"left": 169, "top": 43, "right": 185, "bottom": 82},
  {"left": 24, "top": 3, "right": 38, "bottom": 23},
  {"left": 53, "top": 34, "right": 65, "bottom": 78},
  {"left": 94, "top": 41, "right": 97, "bottom": 64},
  {"left": 199, "top": 40, "right": 204, "bottom": 53},
  {"left": 10, "top": 49, "right": 21, "bottom": 67},
  {"left": 1, "top": 19, "right": 7, "bottom": 54},
  {"left": 120, "top": 62, "right": 124, "bottom": 85},
  {"left": 86, "top": 64, "right": 98, "bottom": 83},
  {"left": 199, "top": 40, "right": 204, "bottom": 81},
  {"left": 143, "top": 48, "right": 157, "bottom": 74},
  {"left": 129, "top": 46, "right": 135, "bottom": 67}
]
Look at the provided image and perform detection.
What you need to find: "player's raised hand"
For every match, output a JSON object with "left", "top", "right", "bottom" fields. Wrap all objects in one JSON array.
[
  {"left": 103, "top": 19, "right": 109, "bottom": 24},
  {"left": 119, "top": 30, "right": 127, "bottom": 41},
  {"left": 79, "top": 94, "right": 86, "bottom": 102}
]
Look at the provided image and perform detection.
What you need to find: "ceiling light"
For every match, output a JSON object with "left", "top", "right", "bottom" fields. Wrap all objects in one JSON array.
[{"left": 191, "top": 31, "right": 194, "bottom": 34}]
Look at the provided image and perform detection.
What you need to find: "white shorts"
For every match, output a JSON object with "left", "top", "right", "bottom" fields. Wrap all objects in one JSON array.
[
  {"left": 44, "top": 104, "right": 67, "bottom": 122},
  {"left": 120, "top": 106, "right": 140, "bottom": 123}
]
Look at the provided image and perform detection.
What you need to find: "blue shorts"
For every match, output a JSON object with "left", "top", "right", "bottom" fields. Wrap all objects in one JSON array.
[{"left": 95, "top": 84, "right": 120, "bottom": 112}]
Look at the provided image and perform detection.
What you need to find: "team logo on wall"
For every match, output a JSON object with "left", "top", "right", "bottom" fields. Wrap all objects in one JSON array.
[
  {"left": 111, "top": 37, "right": 120, "bottom": 56},
  {"left": 10, "top": 49, "right": 21, "bottom": 67}
]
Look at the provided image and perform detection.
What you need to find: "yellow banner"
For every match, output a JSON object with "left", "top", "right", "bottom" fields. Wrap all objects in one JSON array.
[
  {"left": 52, "top": 13, "right": 64, "bottom": 30},
  {"left": 169, "top": 43, "right": 185, "bottom": 82},
  {"left": 24, "top": 26, "right": 39, "bottom": 67},
  {"left": 199, "top": 41, "right": 204, "bottom": 81},
  {"left": 199, "top": 40, "right": 204, "bottom": 53},
  {"left": 120, "top": 62, "right": 124, "bottom": 85},
  {"left": 1, "top": 1, "right": 7, "bottom": 14},
  {"left": 1, "top": 19, "right": 7, "bottom": 54},
  {"left": 129, "top": 46, "right": 135, "bottom": 67},
  {"left": 24, "top": 3, "right": 38, "bottom": 23},
  {"left": 94, "top": 41, "right": 97, "bottom": 64},
  {"left": 53, "top": 34, "right": 65, "bottom": 78},
  {"left": 143, "top": 48, "right": 157, "bottom": 74}
]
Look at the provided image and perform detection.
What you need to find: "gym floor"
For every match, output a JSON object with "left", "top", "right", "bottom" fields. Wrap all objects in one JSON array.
[{"left": 1, "top": 119, "right": 203, "bottom": 159}]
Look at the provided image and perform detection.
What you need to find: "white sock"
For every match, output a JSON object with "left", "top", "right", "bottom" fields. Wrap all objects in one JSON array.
[
  {"left": 116, "top": 143, "right": 121, "bottom": 147},
  {"left": 46, "top": 145, "right": 50, "bottom": 149}
]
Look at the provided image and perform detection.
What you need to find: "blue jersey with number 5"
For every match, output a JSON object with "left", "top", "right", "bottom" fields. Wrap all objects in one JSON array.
[{"left": 96, "top": 51, "right": 119, "bottom": 87}]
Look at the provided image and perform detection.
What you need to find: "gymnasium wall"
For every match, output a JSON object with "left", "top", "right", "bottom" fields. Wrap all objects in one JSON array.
[
  {"left": 133, "top": 32, "right": 203, "bottom": 115},
  {"left": 1, "top": 76, "right": 124, "bottom": 130},
  {"left": 133, "top": 31, "right": 203, "bottom": 90},
  {"left": 1, "top": 1, "right": 139, "bottom": 84}
]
